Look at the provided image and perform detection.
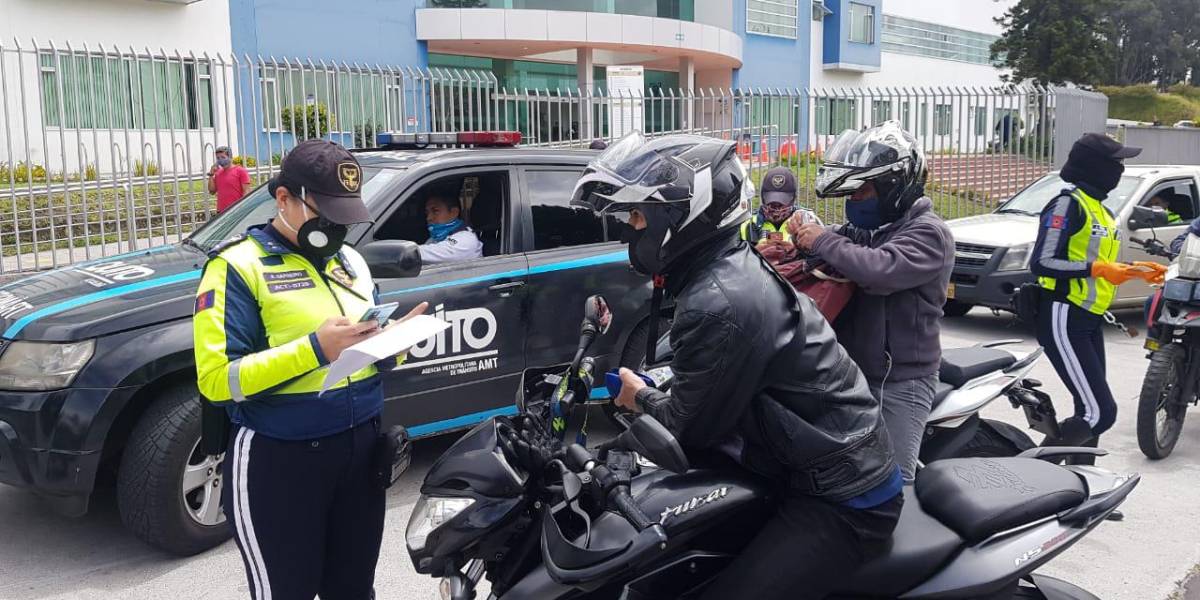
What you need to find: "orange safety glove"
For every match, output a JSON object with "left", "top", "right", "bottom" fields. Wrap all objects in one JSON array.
[
  {"left": 1132, "top": 261, "right": 1169, "bottom": 284},
  {"left": 1090, "top": 261, "right": 1139, "bottom": 285}
]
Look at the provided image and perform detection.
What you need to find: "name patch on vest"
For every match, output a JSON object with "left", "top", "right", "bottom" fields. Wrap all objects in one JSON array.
[
  {"left": 267, "top": 279, "right": 316, "bottom": 293},
  {"left": 263, "top": 270, "right": 308, "bottom": 282}
]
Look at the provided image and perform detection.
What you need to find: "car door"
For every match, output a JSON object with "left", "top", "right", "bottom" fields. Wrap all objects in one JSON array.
[
  {"left": 366, "top": 166, "right": 529, "bottom": 437},
  {"left": 516, "top": 167, "right": 652, "bottom": 382},
  {"left": 1119, "top": 176, "right": 1199, "bottom": 302}
]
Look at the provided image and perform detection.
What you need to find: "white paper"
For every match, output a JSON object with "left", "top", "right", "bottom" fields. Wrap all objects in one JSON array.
[{"left": 320, "top": 314, "right": 450, "bottom": 394}]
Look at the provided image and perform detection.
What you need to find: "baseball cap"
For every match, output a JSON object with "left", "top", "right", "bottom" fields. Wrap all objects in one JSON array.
[
  {"left": 276, "top": 140, "right": 372, "bottom": 225},
  {"left": 760, "top": 166, "right": 797, "bottom": 205},
  {"left": 1075, "top": 133, "right": 1141, "bottom": 160}
]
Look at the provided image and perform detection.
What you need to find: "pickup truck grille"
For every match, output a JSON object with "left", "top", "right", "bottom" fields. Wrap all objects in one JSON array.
[{"left": 954, "top": 242, "right": 996, "bottom": 268}]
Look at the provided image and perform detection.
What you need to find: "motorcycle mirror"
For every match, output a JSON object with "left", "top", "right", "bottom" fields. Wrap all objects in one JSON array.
[
  {"left": 583, "top": 295, "right": 612, "bottom": 336},
  {"left": 617, "top": 415, "right": 689, "bottom": 474},
  {"left": 1130, "top": 205, "right": 1169, "bottom": 231}
]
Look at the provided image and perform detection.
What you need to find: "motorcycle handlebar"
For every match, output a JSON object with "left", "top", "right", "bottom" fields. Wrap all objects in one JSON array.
[{"left": 610, "top": 486, "right": 655, "bottom": 531}]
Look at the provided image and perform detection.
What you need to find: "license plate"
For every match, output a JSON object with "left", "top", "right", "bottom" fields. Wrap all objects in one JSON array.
[
  {"left": 1145, "top": 338, "right": 1161, "bottom": 351},
  {"left": 946, "top": 283, "right": 956, "bottom": 299}
]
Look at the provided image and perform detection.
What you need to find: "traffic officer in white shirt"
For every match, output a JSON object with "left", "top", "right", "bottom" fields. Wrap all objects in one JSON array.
[{"left": 420, "top": 195, "right": 483, "bottom": 264}]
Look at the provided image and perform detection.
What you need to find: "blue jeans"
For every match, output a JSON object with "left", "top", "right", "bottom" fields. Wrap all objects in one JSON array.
[{"left": 870, "top": 374, "right": 937, "bottom": 483}]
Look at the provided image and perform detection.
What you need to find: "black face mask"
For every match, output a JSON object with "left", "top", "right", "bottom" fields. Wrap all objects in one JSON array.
[
  {"left": 622, "top": 216, "right": 671, "bottom": 276},
  {"left": 279, "top": 200, "right": 348, "bottom": 259}
]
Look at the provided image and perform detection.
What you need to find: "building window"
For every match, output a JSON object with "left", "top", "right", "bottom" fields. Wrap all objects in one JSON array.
[
  {"left": 849, "top": 2, "right": 875, "bottom": 44},
  {"left": 816, "top": 98, "right": 857, "bottom": 135},
  {"left": 935, "top": 104, "right": 952, "bottom": 135},
  {"left": 748, "top": 0, "right": 799, "bottom": 39},
  {"left": 919, "top": 102, "right": 928, "bottom": 136},
  {"left": 871, "top": 100, "right": 891, "bottom": 125},
  {"left": 881, "top": 14, "right": 1000, "bottom": 65},
  {"left": 261, "top": 75, "right": 280, "bottom": 130},
  {"left": 39, "top": 51, "right": 212, "bottom": 130},
  {"left": 973, "top": 107, "right": 987, "bottom": 136}
]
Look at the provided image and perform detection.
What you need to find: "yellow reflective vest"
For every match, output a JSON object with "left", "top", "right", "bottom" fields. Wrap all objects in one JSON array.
[{"left": 193, "top": 225, "right": 389, "bottom": 440}]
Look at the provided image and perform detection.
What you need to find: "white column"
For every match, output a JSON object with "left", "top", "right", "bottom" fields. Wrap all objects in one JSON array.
[
  {"left": 577, "top": 47, "right": 596, "bottom": 140},
  {"left": 680, "top": 56, "right": 696, "bottom": 130}
]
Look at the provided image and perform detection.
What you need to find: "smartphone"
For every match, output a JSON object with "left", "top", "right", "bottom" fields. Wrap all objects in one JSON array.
[{"left": 359, "top": 302, "right": 400, "bottom": 326}]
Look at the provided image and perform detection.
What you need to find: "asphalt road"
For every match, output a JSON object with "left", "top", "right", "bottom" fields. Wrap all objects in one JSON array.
[{"left": 1, "top": 308, "right": 1199, "bottom": 600}]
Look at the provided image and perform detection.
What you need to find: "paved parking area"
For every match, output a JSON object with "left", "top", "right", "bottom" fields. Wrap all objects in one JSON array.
[{"left": 0, "top": 308, "right": 1198, "bottom": 599}]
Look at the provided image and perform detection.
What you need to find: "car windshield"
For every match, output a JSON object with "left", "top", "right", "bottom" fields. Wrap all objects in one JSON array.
[
  {"left": 186, "top": 167, "right": 399, "bottom": 252},
  {"left": 996, "top": 173, "right": 1143, "bottom": 216}
]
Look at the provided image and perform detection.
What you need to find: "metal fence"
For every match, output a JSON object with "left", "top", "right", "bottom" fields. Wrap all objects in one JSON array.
[{"left": 0, "top": 40, "right": 1108, "bottom": 274}]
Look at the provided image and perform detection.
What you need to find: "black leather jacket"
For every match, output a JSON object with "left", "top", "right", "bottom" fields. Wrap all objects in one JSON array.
[{"left": 634, "top": 233, "right": 896, "bottom": 502}]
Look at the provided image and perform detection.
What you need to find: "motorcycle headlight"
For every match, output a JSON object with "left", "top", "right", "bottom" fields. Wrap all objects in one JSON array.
[
  {"left": 0, "top": 340, "right": 95, "bottom": 390},
  {"left": 997, "top": 243, "right": 1033, "bottom": 272},
  {"left": 1179, "top": 235, "right": 1200, "bottom": 279},
  {"left": 406, "top": 495, "right": 475, "bottom": 552}
]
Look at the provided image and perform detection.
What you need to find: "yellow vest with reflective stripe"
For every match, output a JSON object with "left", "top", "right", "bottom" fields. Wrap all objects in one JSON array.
[
  {"left": 740, "top": 219, "right": 791, "bottom": 243},
  {"left": 1038, "top": 189, "right": 1120, "bottom": 315}
]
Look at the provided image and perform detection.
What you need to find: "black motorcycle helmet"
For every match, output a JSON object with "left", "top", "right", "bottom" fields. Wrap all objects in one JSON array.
[
  {"left": 570, "top": 132, "right": 752, "bottom": 275},
  {"left": 814, "top": 121, "right": 928, "bottom": 224}
]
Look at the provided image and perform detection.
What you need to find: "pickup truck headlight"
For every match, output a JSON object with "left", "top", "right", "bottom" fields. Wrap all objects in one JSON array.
[
  {"left": 0, "top": 340, "right": 95, "bottom": 390},
  {"left": 997, "top": 243, "right": 1033, "bottom": 272},
  {"left": 406, "top": 495, "right": 474, "bottom": 552}
]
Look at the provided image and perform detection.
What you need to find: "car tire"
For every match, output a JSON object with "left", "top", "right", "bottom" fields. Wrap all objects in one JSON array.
[
  {"left": 943, "top": 299, "right": 974, "bottom": 318},
  {"left": 117, "top": 382, "right": 232, "bottom": 556},
  {"left": 602, "top": 316, "right": 670, "bottom": 425}
]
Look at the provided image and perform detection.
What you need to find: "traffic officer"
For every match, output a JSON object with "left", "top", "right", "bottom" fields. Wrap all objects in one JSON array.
[
  {"left": 1030, "top": 133, "right": 1159, "bottom": 462},
  {"left": 193, "top": 139, "right": 424, "bottom": 599},
  {"left": 740, "top": 166, "right": 801, "bottom": 245}
]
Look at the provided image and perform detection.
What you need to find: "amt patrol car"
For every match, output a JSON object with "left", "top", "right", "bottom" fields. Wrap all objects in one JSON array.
[{"left": 0, "top": 132, "right": 656, "bottom": 555}]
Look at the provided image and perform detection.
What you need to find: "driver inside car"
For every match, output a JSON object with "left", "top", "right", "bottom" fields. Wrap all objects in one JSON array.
[
  {"left": 571, "top": 133, "right": 903, "bottom": 600},
  {"left": 420, "top": 194, "right": 483, "bottom": 264}
]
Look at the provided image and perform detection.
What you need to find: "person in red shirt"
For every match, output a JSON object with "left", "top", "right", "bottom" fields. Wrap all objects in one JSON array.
[{"left": 208, "top": 145, "right": 252, "bottom": 212}]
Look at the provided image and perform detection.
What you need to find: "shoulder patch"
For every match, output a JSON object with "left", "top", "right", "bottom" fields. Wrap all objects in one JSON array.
[
  {"left": 207, "top": 234, "right": 248, "bottom": 259},
  {"left": 195, "top": 289, "right": 215, "bottom": 313}
]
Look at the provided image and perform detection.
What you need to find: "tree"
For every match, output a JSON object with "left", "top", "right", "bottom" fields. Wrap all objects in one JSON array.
[{"left": 991, "top": 0, "right": 1114, "bottom": 86}]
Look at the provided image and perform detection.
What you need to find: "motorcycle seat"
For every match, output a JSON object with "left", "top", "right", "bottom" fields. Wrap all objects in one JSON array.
[
  {"left": 916, "top": 458, "right": 1087, "bottom": 544},
  {"left": 839, "top": 487, "right": 964, "bottom": 597},
  {"left": 939, "top": 347, "right": 1017, "bottom": 387},
  {"left": 932, "top": 381, "right": 955, "bottom": 409}
]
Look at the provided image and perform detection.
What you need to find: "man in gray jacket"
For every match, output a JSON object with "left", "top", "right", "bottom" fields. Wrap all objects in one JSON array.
[{"left": 792, "top": 122, "right": 954, "bottom": 481}]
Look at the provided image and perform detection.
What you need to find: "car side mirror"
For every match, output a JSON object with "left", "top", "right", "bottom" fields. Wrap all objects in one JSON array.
[
  {"left": 617, "top": 414, "right": 689, "bottom": 474},
  {"left": 1130, "top": 205, "right": 1169, "bottom": 230},
  {"left": 359, "top": 240, "right": 422, "bottom": 279}
]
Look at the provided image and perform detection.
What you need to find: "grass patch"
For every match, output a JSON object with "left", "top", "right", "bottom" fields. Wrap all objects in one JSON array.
[
  {"left": 1101, "top": 84, "right": 1200, "bottom": 124},
  {"left": 0, "top": 176, "right": 267, "bottom": 257}
]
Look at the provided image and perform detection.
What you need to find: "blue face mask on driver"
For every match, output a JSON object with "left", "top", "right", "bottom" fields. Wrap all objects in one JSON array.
[
  {"left": 846, "top": 196, "right": 884, "bottom": 229},
  {"left": 428, "top": 218, "right": 464, "bottom": 242}
]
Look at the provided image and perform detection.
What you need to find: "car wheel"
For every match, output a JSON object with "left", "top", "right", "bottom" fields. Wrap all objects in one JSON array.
[
  {"left": 117, "top": 382, "right": 232, "bottom": 556},
  {"left": 602, "top": 316, "right": 670, "bottom": 425},
  {"left": 943, "top": 299, "right": 974, "bottom": 318}
]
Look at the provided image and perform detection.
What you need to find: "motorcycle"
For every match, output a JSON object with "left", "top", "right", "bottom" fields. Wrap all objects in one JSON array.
[
  {"left": 1128, "top": 205, "right": 1199, "bottom": 459},
  {"left": 406, "top": 295, "right": 1139, "bottom": 599},
  {"left": 635, "top": 332, "right": 1045, "bottom": 461}
]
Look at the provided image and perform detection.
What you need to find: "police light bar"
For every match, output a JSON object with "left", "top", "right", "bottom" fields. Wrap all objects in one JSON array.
[{"left": 375, "top": 131, "right": 521, "bottom": 148}]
